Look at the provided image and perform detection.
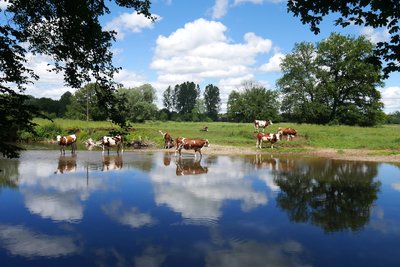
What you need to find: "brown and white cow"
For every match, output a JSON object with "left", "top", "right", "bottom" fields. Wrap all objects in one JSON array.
[
  {"left": 101, "top": 134, "right": 123, "bottom": 154},
  {"left": 254, "top": 119, "right": 273, "bottom": 132},
  {"left": 278, "top": 127, "right": 297, "bottom": 141},
  {"left": 256, "top": 132, "right": 281, "bottom": 149},
  {"left": 175, "top": 137, "right": 210, "bottom": 158},
  {"left": 159, "top": 130, "right": 174, "bottom": 149},
  {"left": 56, "top": 134, "right": 77, "bottom": 154}
]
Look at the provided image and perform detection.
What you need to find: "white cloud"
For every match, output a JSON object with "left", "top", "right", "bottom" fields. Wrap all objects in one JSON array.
[
  {"left": 360, "top": 27, "right": 390, "bottom": 44},
  {"left": 102, "top": 201, "right": 155, "bottom": 228},
  {"left": 0, "top": 224, "right": 78, "bottom": 258},
  {"left": 211, "top": 0, "right": 229, "bottom": 19},
  {"left": 259, "top": 52, "right": 285, "bottom": 72},
  {"left": 151, "top": 18, "right": 275, "bottom": 109},
  {"left": 234, "top": 0, "right": 286, "bottom": 4},
  {"left": 0, "top": 0, "right": 9, "bottom": 10},
  {"left": 104, "top": 12, "right": 160, "bottom": 40},
  {"left": 380, "top": 86, "right": 400, "bottom": 113}
]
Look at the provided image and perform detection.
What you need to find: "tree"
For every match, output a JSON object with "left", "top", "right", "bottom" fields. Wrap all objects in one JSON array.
[
  {"left": 65, "top": 83, "right": 108, "bottom": 121},
  {"left": 287, "top": 0, "right": 400, "bottom": 78},
  {"left": 227, "top": 81, "right": 280, "bottom": 123},
  {"left": 174, "top": 81, "right": 200, "bottom": 115},
  {"left": 162, "top": 85, "right": 175, "bottom": 112},
  {"left": 58, "top": 91, "right": 72, "bottom": 117},
  {"left": 204, "top": 84, "right": 221, "bottom": 121},
  {"left": 116, "top": 84, "right": 158, "bottom": 123},
  {"left": 277, "top": 33, "right": 385, "bottom": 126},
  {"left": 0, "top": 0, "right": 154, "bottom": 158}
]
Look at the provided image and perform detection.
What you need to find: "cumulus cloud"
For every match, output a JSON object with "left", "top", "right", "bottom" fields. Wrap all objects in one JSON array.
[
  {"left": 151, "top": 18, "right": 275, "bottom": 109},
  {"left": 380, "top": 86, "right": 400, "bottom": 113},
  {"left": 259, "top": 52, "right": 285, "bottom": 72},
  {"left": 102, "top": 201, "right": 156, "bottom": 228},
  {"left": 104, "top": 12, "right": 160, "bottom": 40},
  {"left": 360, "top": 27, "right": 390, "bottom": 44},
  {"left": 0, "top": 224, "right": 78, "bottom": 258}
]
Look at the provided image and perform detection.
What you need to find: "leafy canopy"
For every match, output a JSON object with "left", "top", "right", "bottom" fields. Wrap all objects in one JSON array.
[
  {"left": 0, "top": 0, "right": 154, "bottom": 157},
  {"left": 287, "top": 0, "right": 400, "bottom": 78},
  {"left": 277, "top": 33, "right": 385, "bottom": 126}
]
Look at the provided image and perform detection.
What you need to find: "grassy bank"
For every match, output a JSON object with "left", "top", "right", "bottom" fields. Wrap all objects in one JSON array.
[{"left": 29, "top": 119, "right": 400, "bottom": 152}]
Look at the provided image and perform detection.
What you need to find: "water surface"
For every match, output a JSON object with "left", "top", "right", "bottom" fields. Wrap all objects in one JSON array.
[{"left": 0, "top": 150, "right": 400, "bottom": 267}]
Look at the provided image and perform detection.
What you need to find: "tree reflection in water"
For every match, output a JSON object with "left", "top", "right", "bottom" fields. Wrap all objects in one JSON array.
[
  {"left": 274, "top": 159, "right": 381, "bottom": 232},
  {"left": 0, "top": 158, "right": 19, "bottom": 189}
]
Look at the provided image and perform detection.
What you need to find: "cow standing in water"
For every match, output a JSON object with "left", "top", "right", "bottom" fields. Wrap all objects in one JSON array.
[
  {"left": 159, "top": 130, "right": 174, "bottom": 149},
  {"left": 101, "top": 134, "right": 123, "bottom": 154},
  {"left": 254, "top": 119, "right": 273, "bottom": 132},
  {"left": 174, "top": 137, "right": 209, "bottom": 158},
  {"left": 56, "top": 134, "right": 77, "bottom": 154}
]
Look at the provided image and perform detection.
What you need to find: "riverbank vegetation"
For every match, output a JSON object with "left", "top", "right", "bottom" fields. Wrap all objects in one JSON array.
[{"left": 26, "top": 119, "right": 400, "bottom": 152}]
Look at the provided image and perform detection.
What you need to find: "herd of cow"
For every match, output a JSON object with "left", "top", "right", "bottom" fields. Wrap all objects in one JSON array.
[{"left": 55, "top": 120, "right": 297, "bottom": 156}]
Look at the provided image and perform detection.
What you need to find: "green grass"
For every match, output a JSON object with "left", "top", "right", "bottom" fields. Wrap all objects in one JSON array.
[{"left": 32, "top": 119, "right": 400, "bottom": 151}]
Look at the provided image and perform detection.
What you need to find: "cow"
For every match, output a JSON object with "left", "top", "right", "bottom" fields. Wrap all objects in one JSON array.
[
  {"left": 175, "top": 137, "right": 210, "bottom": 158},
  {"left": 256, "top": 132, "right": 281, "bottom": 149},
  {"left": 175, "top": 158, "right": 208, "bottom": 176},
  {"left": 101, "top": 134, "right": 123, "bottom": 154},
  {"left": 278, "top": 127, "right": 297, "bottom": 141},
  {"left": 159, "top": 130, "right": 174, "bottom": 149},
  {"left": 254, "top": 119, "right": 273, "bottom": 132},
  {"left": 56, "top": 134, "right": 77, "bottom": 154}
]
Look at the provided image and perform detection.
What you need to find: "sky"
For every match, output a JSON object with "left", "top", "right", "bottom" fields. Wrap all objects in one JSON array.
[{"left": 2, "top": 0, "right": 400, "bottom": 113}]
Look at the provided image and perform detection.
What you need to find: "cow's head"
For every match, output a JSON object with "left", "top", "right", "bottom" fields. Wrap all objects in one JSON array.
[
  {"left": 56, "top": 135, "right": 62, "bottom": 142},
  {"left": 204, "top": 139, "right": 210, "bottom": 147}
]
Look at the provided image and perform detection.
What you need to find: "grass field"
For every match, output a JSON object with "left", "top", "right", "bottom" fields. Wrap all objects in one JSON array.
[{"left": 32, "top": 118, "right": 400, "bottom": 152}]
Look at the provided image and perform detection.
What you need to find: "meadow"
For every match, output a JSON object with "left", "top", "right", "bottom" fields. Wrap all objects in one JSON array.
[{"left": 30, "top": 118, "right": 400, "bottom": 153}]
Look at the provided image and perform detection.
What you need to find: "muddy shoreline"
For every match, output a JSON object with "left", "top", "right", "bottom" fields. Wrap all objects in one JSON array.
[{"left": 140, "top": 144, "right": 400, "bottom": 163}]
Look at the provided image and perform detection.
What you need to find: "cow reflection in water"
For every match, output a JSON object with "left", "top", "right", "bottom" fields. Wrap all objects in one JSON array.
[
  {"left": 175, "top": 157, "right": 208, "bottom": 176},
  {"left": 102, "top": 155, "right": 123, "bottom": 171},
  {"left": 252, "top": 154, "right": 295, "bottom": 173},
  {"left": 163, "top": 152, "right": 174, "bottom": 166},
  {"left": 55, "top": 154, "right": 77, "bottom": 174}
]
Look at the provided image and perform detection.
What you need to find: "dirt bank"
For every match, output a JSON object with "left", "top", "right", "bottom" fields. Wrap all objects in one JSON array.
[{"left": 143, "top": 144, "right": 400, "bottom": 163}]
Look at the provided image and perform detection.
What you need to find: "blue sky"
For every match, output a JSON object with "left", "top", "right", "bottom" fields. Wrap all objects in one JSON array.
[{"left": 3, "top": 0, "right": 400, "bottom": 113}]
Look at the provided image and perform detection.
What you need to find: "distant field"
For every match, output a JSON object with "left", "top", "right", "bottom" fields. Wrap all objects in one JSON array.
[{"left": 33, "top": 118, "right": 400, "bottom": 151}]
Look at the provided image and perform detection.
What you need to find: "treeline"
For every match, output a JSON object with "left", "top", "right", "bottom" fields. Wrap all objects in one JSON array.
[{"left": 27, "top": 33, "right": 400, "bottom": 126}]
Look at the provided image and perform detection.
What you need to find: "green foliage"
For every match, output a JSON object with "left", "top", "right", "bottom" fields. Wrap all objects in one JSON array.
[
  {"left": 0, "top": 0, "right": 154, "bottom": 158},
  {"left": 287, "top": 0, "right": 400, "bottom": 77},
  {"left": 227, "top": 81, "right": 280, "bottom": 122},
  {"left": 174, "top": 81, "right": 200, "bottom": 114},
  {"left": 116, "top": 84, "right": 158, "bottom": 123},
  {"left": 277, "top": 33, "right": 385, "bottom": 126},
  {"left": 34, "top": 123, "right": 63, "bottom": 139},
  {"left": 386, "top": 111, "right": 400, "bottom": 124},
  {"left": 204, "top": 84, "right": 221, "bottom": 121}
]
